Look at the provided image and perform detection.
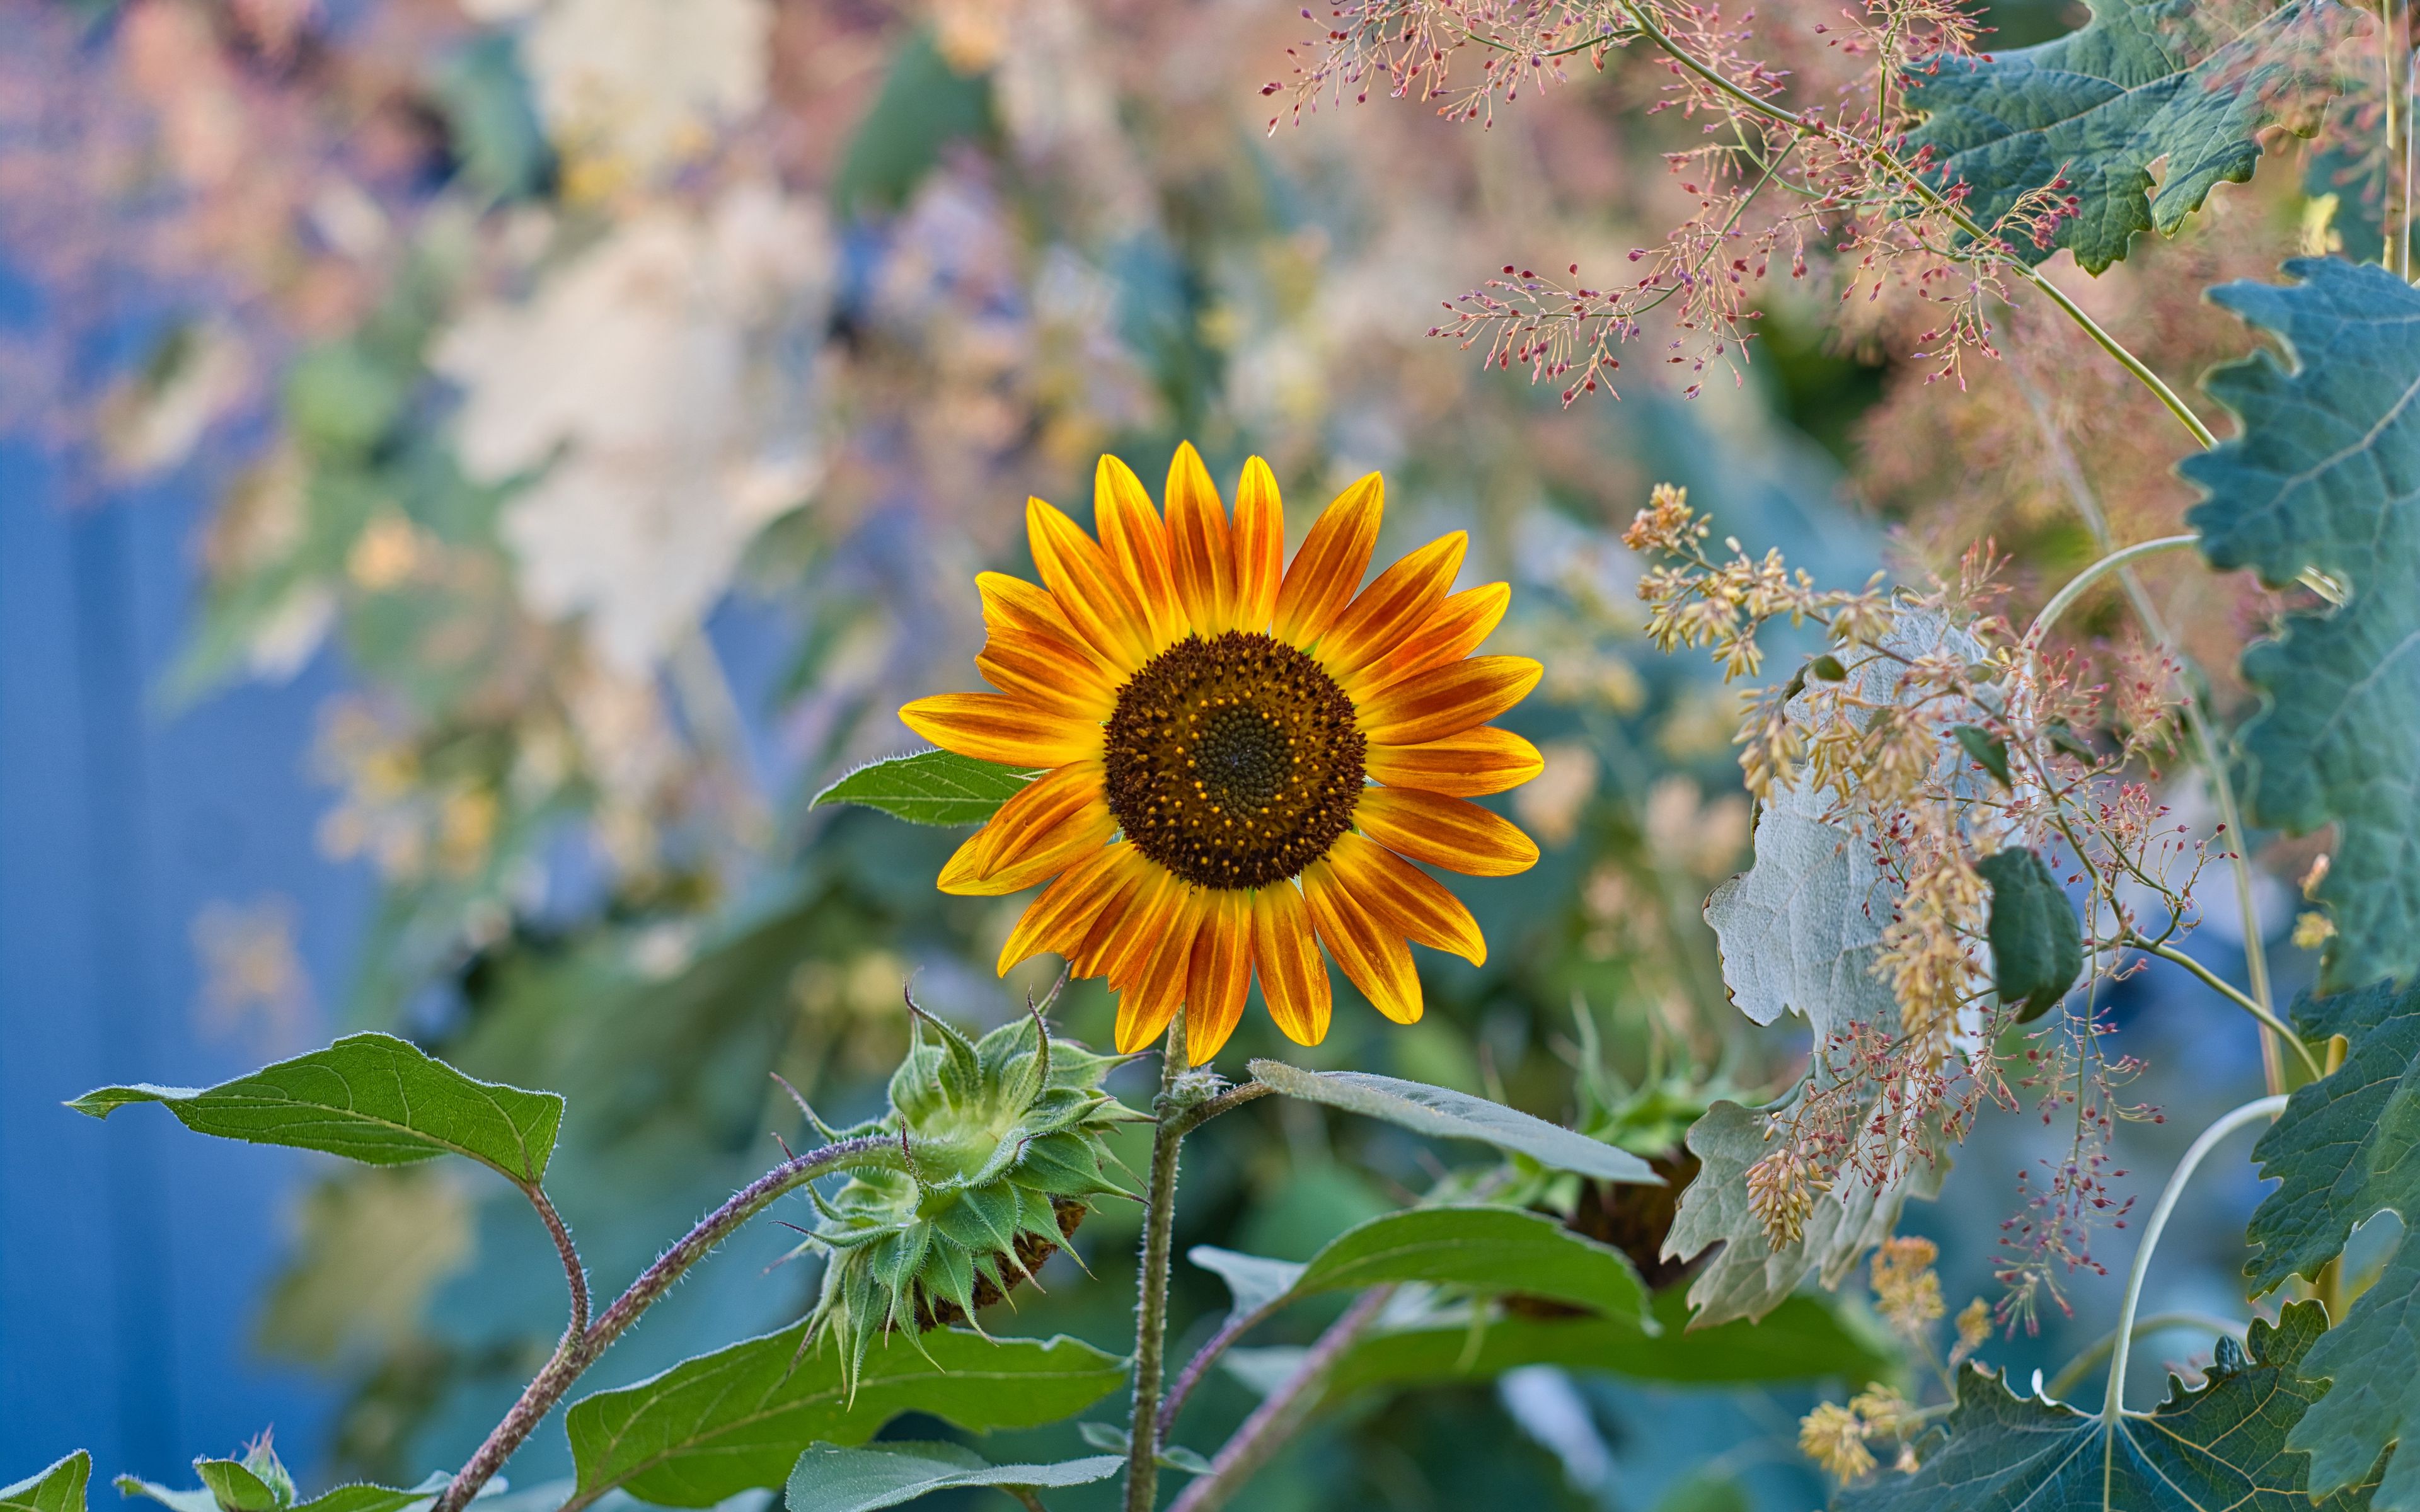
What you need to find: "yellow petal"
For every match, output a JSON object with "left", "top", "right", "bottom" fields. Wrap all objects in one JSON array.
[
  {"left": 1347, "top": 581, "right": 1510, "bottom": 699},
  {"left": 1272, "top": 472, "right": 1381, "bottom": 648},
  {"left": 1326, "top": 832, "right": 1487, "bottom": 965},
  {"left": 1086, "top": 859, "right": 1181, "bottom": 990},
  {"left": 1069, "top": 852, "right": 1160, "bottom": 978},
  {"left": 1317, "top": 531, "right": 1466, "bottom": 681},
  {"left": 1165, "top": 441, "right": 1238, "bottom": 635},
  {"left": 1230, "top": 456, "right": 1284, "bottom": 634},
  {"left": 1028, "top": 497, "right": 1153, "bottom": 672},
  {"left": 1251, "top": 883, "right": 1332, "bottom": 1046},
  {"left": 1185, "top": 890, "right": 1255, "bottom": 1063},
  {"left": 937, "top": 762, "right": 1108, "bottom": 895},
  {"left": 1363, "top": 726, "right": 1544, "bottom": 799},
  {"left": 978, "top": 629, "right": 1119, "bottom": 721},
  {"left": 937, "top": 809, "right": 1110, "bottom": 896},
  {"left": 996, "top": 844, "right": 1135, "bottom": 973},
  {"left": 1356, "top": 655, "right": 1541, "bottom": 746},
  {"left": 900, "top": 692, "right": 1102, "bottom": 768},
  {"left": 1305, "top": 861, "right": 1422, "bottom": 1025},
  {"left": 1095, "top": 455, "right": 1185, "bottom": 651},
  {"left": 1356, "top": 787, "right": 1539, "bottom": 878},
  {"left": 1116, "top": 888, "right": 1206, "bottom": 1053}
]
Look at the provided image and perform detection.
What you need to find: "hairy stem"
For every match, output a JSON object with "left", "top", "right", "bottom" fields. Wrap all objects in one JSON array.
[
  {"left": 1165, "top": 1286, "right": 1397, "bottom": 1512},
  {"left": 1609, "top": 0, "right": 2218, "bottom": 448},
  {"left": 1158, "top": 1295, "right": 1288, "bottom": 1445},
  {"left": 432, "top": 1133, "right": 899, "bottom": 1512},
  {"left": 2045, "top": 1310, "right": 2246, "bottom": 1401},
  {"left": 2104, "top": 1095, "right": 2286, "bottom": 1426},
  {"left": 1125, "top": 1017, "right": 1192, "bottom": 1512}
]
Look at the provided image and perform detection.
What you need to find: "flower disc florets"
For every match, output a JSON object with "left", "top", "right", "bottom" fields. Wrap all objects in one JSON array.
[{"left": 800, "top": 1002, "right": 1143, "bottom": 1389}]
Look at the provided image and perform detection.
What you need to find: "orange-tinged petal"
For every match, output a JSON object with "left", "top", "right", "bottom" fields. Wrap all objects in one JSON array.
[
  {"left": 1355, "top": 787, "right": 1539, "bottom": 878},
  {"left": 1305, "top": 861, "right": 1422, "bottom": 1025},
  {"left": 901, "top": 692, "right": 1102, "bottom": 768},
  {"left": 1069, "top": 852, "right": 1160, "bottom": 977},
  {"left": 1231, "top": 456, "right": 1284, "bottom": 634},
  {"left": 978, "top": 572, "right": 1119, "bottom": 679},
  {"left": 977, "top": 629, "right": 1119, "bottom": 721},
  {"left": 1095, "top": 455, "right": 1184, "bottom": 650},
  {"left": 937, "top": 761, "right": 1108, "bottom": 894},
  {"left": 1272, "top": 472, "right": 1382, "bottom": 648},
  {"left": 1165, "top": 442, "right": 1237, "bottom": 635},
  {"left": 1326, "top": 832, "right": 1487, "bottom": 965},
  {"left": 1116, "top": 888, "right": 1206, "bottom": 1053},
  {"left": 1317, "top": 531, "right": 1466, "bottom": 680},
  {"left": 1085, "top": 860, "right": 1181, "bottom": 988},
  {"left": 1184, "top": 890, "right": 1255, "bottom": 1062},
  {"left": 938, "top": 807, "right": 1111, "bottom": 896},
  {"left": 997, "top": 844, "right": 1135, "bottom": 973},
  {"left": 1356, "top": 656, "right": 1541, "bottom": 746},
  {"left": 1028, "top": 497, "right": 1153, "bottom": 672},
  {"left": 1363, "top": 726, "right": 1544, "bottom": 799},
  {"left": 1347, "top": 581, "right": 1510, "bottom": 698},
  {"left": 1252, "top": 883, "right": 1332, "bottom": 1046}
]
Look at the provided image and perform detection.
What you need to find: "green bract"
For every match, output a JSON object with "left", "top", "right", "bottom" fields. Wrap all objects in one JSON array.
[{"left": 800, "top": 1007, "right": 1143, "bottom": 1390}]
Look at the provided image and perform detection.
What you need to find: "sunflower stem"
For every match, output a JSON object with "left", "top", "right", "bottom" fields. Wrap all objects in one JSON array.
[{"left": 1124, "top": 1015, "right": 1192, "bottom": 1512}]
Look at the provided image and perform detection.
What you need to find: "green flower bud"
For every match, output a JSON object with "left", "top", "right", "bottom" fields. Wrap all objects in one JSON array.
[{"left": 798, "top": 1000, "right": 1143, "bottom": 1392}]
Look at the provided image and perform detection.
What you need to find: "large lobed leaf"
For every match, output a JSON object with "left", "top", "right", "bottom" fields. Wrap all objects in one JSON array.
[
  {"left": 1902, "top": 0, "right": 2334, "bottom": 273},
  {"left": 2182, "top": 257, "right": 2420, "bottom": 994},
  {"left": 2247, "top": 978, "right": 2420, "bottom": 1507},
  {"left": 1247, "top": 1061, "right": 1659, "bottom": 1184},
  {"left": 1836, "top": 1302, "right": 2380, "bottom": 1512},
  {"left": 563, "top": 1324, "right": 1125, "bottom": 1508},
  {"left": 808, "top": 750, "right": 1037, "bottom": 827},
  {"left": 2, "top": 1456, "right": 88, "bottom": 1512},
  {"left": 784, "top": 1443, "right": 1120, "bottom": 1512},
  {"left": 70, "top": 1033, "right": 561, "bottom": 1186}
]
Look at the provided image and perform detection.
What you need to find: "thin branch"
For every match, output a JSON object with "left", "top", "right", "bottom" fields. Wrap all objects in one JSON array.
[
  {"left": 1161, "top": 1080, "right": 1274, "bottom": 1142},
  {"left": 521, "top": 1182, "right": 591, "bottom": 1343},
  {"left": 1158, "top": 1295, "right": 1289, "bottom": 1444},
  {"left": 2125, "top": 936, "right": 2321, "bottom": 1080},
  {"left": 2103, "top": 1096, "right": 2286, "bottom": 1426},
  {"left": 2024, "top": 535, "right": 2201, "bottom": 645},
  {"left": 431, "top": 1133, "right": 901, "bottom": 1512},
  {"left": 1165, "top": 1286, "right": 1397, "bottom": 1512},
  {"left": 2045, "top": 1310, "right": 2246, "bottom": 1403}
]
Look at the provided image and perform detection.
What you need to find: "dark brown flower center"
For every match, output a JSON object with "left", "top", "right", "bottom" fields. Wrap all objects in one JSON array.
[{"left": 1103, "top": 631, "right": 1365, "bottom": 889}]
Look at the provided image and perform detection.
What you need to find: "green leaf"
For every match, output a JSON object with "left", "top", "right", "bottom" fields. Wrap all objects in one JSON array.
[
  {"left": 2181, "top": 257, "right": 2420, "bottom": 993},
  {"left": 1901, "top": 0, "right": 2332, "bottom": 273},
  {"left": 1189, "top": 1246, "right": 1306, "bottom": 1320},
  {"left": 191, "top": 1467, "right": 278, "bottom": 1512},
  {"left": 783, "top": 1443, "right": 1121, "bottom": 1512},
  {"left": 1230, "top": 1288, "right": 1888, "bottom": 1408},
  {"left": 564, "top": 1324, "right": 1126, "bottom": 1507},
  {"left": 3, "top": 1455, "right": 89, "bottom": 1512},
  {"left": 70, "top": 1033, "right": 562, "bottom": 1186},
  {"left": 2245, "top": 978, "right": 2420, "bottom": 1506},
  {"left": 291, "top": 1482, "right": 454, "bottom": 1512},
  {"left": 1835, "top": 1303, "right": 2379, "bottom": 1512},
  {"left": 1294, "top": 1206, "right": 1653, "bottom": 1326},
  {"left": 1977, "top": 847, "right": 2082, "bottom": 1021},
  {"left": 1952, "top": 724, "right": 2011, "bottom": 788},
  {"left": 1246, "top": 1061, "right": 1659, "bottom": 1184},
  {"left": 1663, "top": 1097, "right": 1947, "bottom": 1327},
  {"left": 808, "top": 749, "right": 1039, "bottom": 827}
]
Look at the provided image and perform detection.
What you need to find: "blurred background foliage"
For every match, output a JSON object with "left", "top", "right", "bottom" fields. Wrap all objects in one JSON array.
[{"left": 0, "top": 0, "right": 2335, "bottom": 1504}]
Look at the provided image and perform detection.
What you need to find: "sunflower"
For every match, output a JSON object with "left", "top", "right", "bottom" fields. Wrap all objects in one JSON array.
[{"left": 901, "top": 444, "right": 1543, "bottom": 1062}]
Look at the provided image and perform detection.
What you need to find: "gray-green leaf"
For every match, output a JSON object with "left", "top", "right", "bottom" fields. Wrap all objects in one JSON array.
[
  {"left": 4, "top": 1455, "right": 89, "bottom": 1512},
  {"left": 1189, "top": 1246, "right": 1306, "bottom": 1320},
  {"left": 1662, "top": 1096, "right": 1947, "bottom": 1327},
  {"left": 783, "top": 1443, "right": 1121, "bottom": 1512},
  {"left": 1294, "top": 1206, "right": 1652, "bottom": 1326},
  {"left": 1902, "top": 0, "right": 2335, "bottom": 273},
  {"left": 1246, "top": 1061, "right": 1659, "bottom": 1184},
  {"left": 809, "top": 750, "right": 1039, "bottom": 827},
  {"left": 2181, "top": 257, "right": 2420, "bottom": 993},
  {"left": 71, "top": 1034, "right": 561, "bottom": 1186},
  {"left": 2245, "top": 978, "right": 2420, "bottom": 1507},
  {"left": 564, "top": 1324, "right": 1126, "bottom": 1507},
  {"left": 1836, "top": 1303, "right": 2378, "bottom": 1512},
  {"left": 1978, "top": 846, "right": 2082, "bottom": 1021}
]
